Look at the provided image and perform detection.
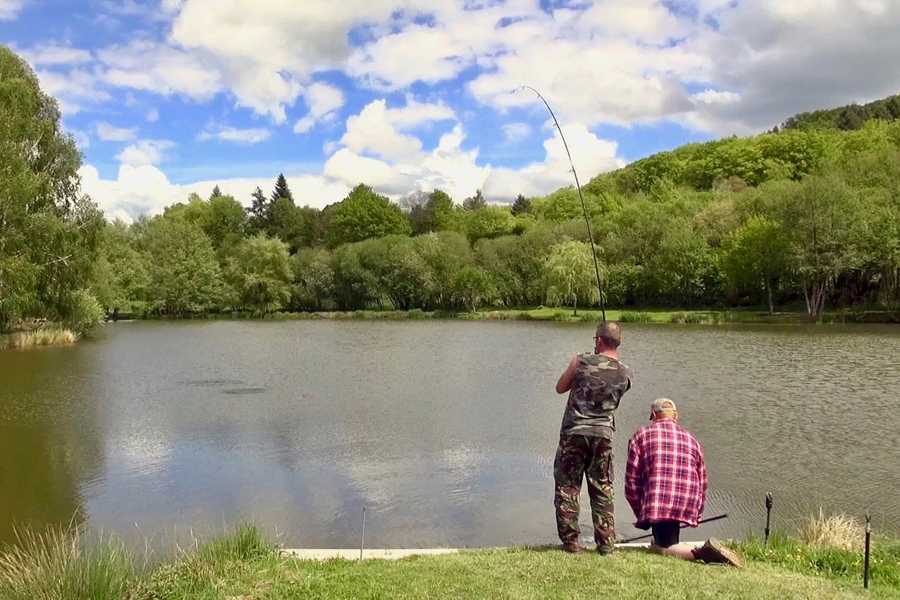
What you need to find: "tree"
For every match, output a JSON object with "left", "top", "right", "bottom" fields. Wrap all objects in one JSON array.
[
  {"left": 400, "top": 190, "right": 432, "bottom": 235},
  {"left": 247, "top": 186, "right": 270, "bottom": 233},
  {"left": 210, "top": 185, "right": 222, "bottom": 198},
  {"left": 773, "top": 176, "right": 865, "bottom": 321},
  {"left": 92, "top": 220, "right": 150, "bottom": 317},
  {"left": 543, "top": 241, "right": 601, "bottom": 315},
  {"left": 462, "top": 188, "right": 486, "bottom": 211},
  {"left": 269, "top": 197, "right": 314, "bottom": 252},
  {"left": 206, "top": 194, "right": 248, "bottom": 252},
  {"left": 290, "top": 248, "right": 333, "bottom": 311},
  {"left": 722, "top": 215, "right": 786, "bottom": 313},
  {"left": 224, "top": 235, "right": 292, "bottom": 314},
  {"left": 452, "top": 266, "right": 496, "bottom": 312},
  {"left": 462, "top": 205, "right": 516, "bottom": 242},
  {"left": 271, "top": 173, "right": 294, "bottom": 203},
  {"left": 326, "top": 184, "right": 411, "bottom": 247},
  {"left": 143, "top": 217, "right": 223, "bottom": 316},
  {"left": 511, "top": 194, "right": 532, "bottom": 216},
  {"left": 0, "top": 44, "right": 104, "bottom": 333}
]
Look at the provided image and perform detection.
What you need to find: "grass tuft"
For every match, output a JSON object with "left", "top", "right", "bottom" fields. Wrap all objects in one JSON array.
[
  {"left": 0, "top": 526, "right": 136, "bottom": 600},
  {"left": 619, "top": 311, "right": 654, "bottom": 323},
  {"left": 2, "top": 328, "right": 78, "bottom": 349},
  {"left": 800, "top": 511, "right": 865, "bottom": 550}
]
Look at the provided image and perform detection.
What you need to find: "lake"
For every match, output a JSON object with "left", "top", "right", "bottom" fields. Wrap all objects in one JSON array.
[{"left": 1, "top": 320, "right": 898, "bottom": 550}]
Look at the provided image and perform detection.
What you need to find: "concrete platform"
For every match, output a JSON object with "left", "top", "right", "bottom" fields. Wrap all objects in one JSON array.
[{"left": 281, "top": 541, "right": 705, "bottom": 561}]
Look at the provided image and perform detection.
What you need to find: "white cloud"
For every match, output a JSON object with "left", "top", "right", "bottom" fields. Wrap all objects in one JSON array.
[
  {"left": 35, "top": 69, "right": 111, "bottom": 115},
  {"left": 79, "top": 164, "right": 348, "bottom": 221},
  {"left": 198, "top": 125, "right": 272, "bottom": 144},
  {"left": 294, "top": 82, "right": 345, "bottom": 133},
  {"left": 0, "top": 0, "right": 23, "bottom": 20},
  {"left": 97, "top": 40, "right": 223, "bottom": 101},
  {"left": 339, "top": 97, "right": 455, "bottom": 163},
  {"left": 146, "top": 107, "right": 160, "bottom": 122},
  {"left": 502, "top": 122, "right": 531, "bottom": 144},
  {"left": 96, "top": 122, "right": 138, "bottom": 142},
  {"left": 115, "top": 140, "right": 175, "bottom": 167},
  {"left": 19, "top": 44, "right": 92, "bottom": 66}
]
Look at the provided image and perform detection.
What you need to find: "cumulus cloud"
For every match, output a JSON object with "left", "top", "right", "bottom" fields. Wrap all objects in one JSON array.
[
  {"left": 79, "top": 164, "right": 349, "bottom": 221},
  {"left": 198, "top": 125, "right": 272, "bottom": 144},
  {"left": 19, "top": 44, "right": 92, "bottom": 66},
  {"left": 96, "top": 122, "right": 138, "bottom": 142},
  {"left": 294, "top": 82, "right": 345, "bottom": 133},
  {"left": 115, "top": 140, "right": 175, "bottom": 167},
  {"left": 0, "top": 0, "right": 24, "bottom": 20},
  {"left": 502, "top": 122, "right": 530, "bottom": 144}
]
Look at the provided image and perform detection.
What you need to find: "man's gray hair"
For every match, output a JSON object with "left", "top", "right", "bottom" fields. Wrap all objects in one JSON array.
[{"left": 595, "top": 321, "right": 622, "bottom": 349}]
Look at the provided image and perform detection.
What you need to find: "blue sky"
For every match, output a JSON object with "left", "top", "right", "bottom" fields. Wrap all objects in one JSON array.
[{"left": 2, "top": 0, "right": 899, "bottom": 220}]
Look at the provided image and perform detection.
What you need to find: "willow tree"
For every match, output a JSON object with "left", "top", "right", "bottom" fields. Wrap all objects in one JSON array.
[{"left": 544, "top": 241, "right": 601, "bottom": 316}]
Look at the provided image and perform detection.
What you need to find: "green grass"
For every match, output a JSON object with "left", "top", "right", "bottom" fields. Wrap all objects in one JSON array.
[
  {"left": 0, "top": 526, "right": 137, "bottom": 600},
  {"left": 137, "top": 542, "right": 890, "bottom": 600},
  {"left": 4, "top": 524, "right": 898, "bottom": 599}
]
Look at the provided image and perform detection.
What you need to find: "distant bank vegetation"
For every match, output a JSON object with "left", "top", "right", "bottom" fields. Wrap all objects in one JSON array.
[{"left": 3, "top": 40, "right": 900, "bottom": 345}]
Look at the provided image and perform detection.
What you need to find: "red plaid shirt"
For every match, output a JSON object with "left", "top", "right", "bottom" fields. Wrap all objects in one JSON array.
[{"left": 625, "top": 418, "right": 707, "bottom": 528}]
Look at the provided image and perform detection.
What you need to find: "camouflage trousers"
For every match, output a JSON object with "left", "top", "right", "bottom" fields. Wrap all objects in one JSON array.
[{"left": 553, "top": 434, "right": 615, "bottom": 551}]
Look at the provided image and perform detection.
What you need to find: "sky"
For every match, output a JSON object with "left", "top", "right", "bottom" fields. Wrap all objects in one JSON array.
[{"left": 2, "top": 0, "right": 900, "bottom": 221}]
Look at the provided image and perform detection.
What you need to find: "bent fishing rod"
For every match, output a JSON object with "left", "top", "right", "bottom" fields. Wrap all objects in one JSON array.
[{"left": 511, "top": 85, "right": 606, "bottom": 322}]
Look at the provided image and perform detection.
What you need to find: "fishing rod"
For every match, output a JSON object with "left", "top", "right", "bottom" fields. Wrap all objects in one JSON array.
[
  {"left": 617, "top": 513, "right": 729, "bottom": 544},
  {"left": 511, "top": 85, "right": 606, "bottom": 322}
]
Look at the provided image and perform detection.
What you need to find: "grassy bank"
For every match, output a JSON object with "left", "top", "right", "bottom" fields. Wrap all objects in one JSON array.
[
  {"left": 0, "top": 328, "right": 78, "bottom": 349},
  {"left": 195, "top": 306, "right": 900, "bottom": 325},
  {"left": 2, "top": 524, "right": 898, "bottom": 599}
]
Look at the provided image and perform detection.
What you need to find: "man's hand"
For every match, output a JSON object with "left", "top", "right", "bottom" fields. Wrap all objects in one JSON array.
[{"left": 556, "top": 354, "right": 579, "bottom": 394}]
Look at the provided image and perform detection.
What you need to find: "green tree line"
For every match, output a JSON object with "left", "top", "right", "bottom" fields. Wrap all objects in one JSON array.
[{"left": 4, "top": 41, "right": 900, "bottom": 332}]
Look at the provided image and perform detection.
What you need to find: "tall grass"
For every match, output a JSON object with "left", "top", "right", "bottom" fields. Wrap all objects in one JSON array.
[
  {"left": 619, "top": 311, "right": 653, "bottom": 323},
  {"left": 0, "top": 526, "right": 137, "bottom": 600},
  {"left": 800, "top": 510, "right": 864, "bottom": 550},
  {"left": 2, "top": 328, "right": 77, "bottom": 349}
]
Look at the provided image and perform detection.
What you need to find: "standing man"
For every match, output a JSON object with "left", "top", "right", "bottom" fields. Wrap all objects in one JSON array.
[
  {"left": 625, "top": 398, "right": 742, "bottom": 566},
  {"left": 554, "top": 321, "right": 633, "bottom": 555}
]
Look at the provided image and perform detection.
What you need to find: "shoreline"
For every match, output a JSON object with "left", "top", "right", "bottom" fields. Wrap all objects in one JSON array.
[{"left": 155, "top": 307, "right": 900, "bottom": 325}]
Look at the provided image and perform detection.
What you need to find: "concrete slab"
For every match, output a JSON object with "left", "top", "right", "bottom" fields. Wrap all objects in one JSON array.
[{"left": 281, "top": 542, "right": 705, "bottom": 560}]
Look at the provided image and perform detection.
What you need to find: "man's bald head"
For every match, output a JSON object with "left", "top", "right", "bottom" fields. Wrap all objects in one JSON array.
[{"left": 595, "top": 321, "right": 622, "bottom": 350}]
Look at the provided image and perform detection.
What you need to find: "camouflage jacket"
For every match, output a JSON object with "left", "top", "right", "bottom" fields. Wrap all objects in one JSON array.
[{"left": 560, "top": 353, "right": 633, "bottom": 438}]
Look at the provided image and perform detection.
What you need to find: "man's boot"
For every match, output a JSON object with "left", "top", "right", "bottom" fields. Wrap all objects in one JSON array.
[{"left": 692, "top": 538, "right": 743, "bottom": 567}]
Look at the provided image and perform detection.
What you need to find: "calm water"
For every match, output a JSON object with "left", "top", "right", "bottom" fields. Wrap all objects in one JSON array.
[{"left": 2, "top": 320, "right": 899, "bottom": 550}]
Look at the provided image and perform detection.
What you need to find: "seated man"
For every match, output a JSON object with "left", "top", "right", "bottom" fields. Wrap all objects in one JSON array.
[{"left": 625, "top": 398, "right": 742, "bottom": 567}]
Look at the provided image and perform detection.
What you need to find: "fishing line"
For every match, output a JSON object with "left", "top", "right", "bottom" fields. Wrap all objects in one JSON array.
[{"left": 511, "top": 86, "right": 606, "bottom": 321}]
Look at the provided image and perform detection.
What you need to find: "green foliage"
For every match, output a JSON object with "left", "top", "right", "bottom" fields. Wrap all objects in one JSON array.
[
  {"left": 723, "top": 215, "right": 786, "bottom": 312},
  {"left": 0, "top": 43, "right": 104, "bottom": 333},
  {"left": 327, "top": 184, "right": 411, "bottom": 247},
  {"left": 780, "top": 94, "right": 900, "bottom": 132},
  {"left": 223, "top": 235, "right": 293, "bottom": 314},
  {"left": 143, "top": 217, "right": 223, "bottom": 316},
  {"left": 452, "top": 266, "right": 497, "bottom": 311},
  {"left": 543, "top": 240, "right": 602, "bottom": 315}
]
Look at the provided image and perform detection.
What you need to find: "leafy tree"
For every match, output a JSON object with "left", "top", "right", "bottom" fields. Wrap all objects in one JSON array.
[
  {"left": 290, "top": 248, "right": 333, "bottom": 311},
  {"left": 224, "top": 235, "right": 292, "bottom": 314},
  {"left": 543, "top": 241, "right": 601, "bottom": 315},
  {"left": 462, "top": 205, "right": 516, "bottom": 242},
  {"left": 0, "top": 43, "right": 104, "bottom": 333},
  {"left": 210, "top": 185, "right": 222, "bottom": 198},
  {"left": 143, "top": 217, "right": 223, "bottom": 316},
  {"left": 327, "top": 184, "right": 411, "bottom": 247},
  {"left": 452, "top": 266, "right": 496, "bottom": 311},
  {"left": 722, "top": 215, "right": 786, "bottom": 313},
  {"left": 511, "top": 194, "right": 532, "bottom": 216},
  {"left": 415, "top": 231, "right": 471, "bottom": 309},
  {"left": 773, "top": 176, "right": 865, "bottom": 321},
  {"left": 269, "top": 197, "right": 314, "bottom": 252},
  {"left": 271, "top": 173, "right": 294, "bottom": 203},
  {"left": 92, "top": 220, "right": 150, "bottom": 316},
  {"left": 206, "top": 194, "right": 248, "bottom": 252}
]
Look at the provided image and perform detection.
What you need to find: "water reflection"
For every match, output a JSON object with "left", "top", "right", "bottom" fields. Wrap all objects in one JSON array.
[
  {"left": 1, "top": 320, "right": 899, "bottom": 550},
  {"left": 0, "top": 347, "right": 104, "bottom": 547}
]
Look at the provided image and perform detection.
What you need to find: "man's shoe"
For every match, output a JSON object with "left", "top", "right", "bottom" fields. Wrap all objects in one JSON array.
[
  {"left": 692, "top": 538, "right": 743, "bottom": 567},
  {"left": 559, "top": 543, "right": 583, "bottom": 554}
]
